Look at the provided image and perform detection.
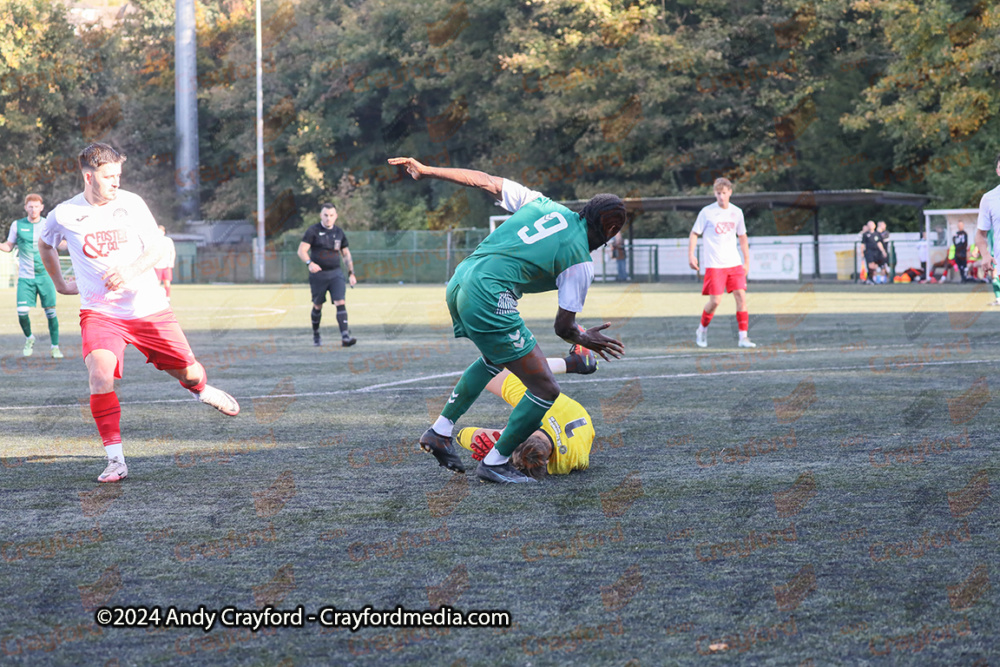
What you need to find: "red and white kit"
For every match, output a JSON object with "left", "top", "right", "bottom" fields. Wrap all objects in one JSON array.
[
  {"left": 42, "top": 190, "right": 193, "bottom": 376},
  {"left": 692, "top": 201, "right": 747, "bottom": 295},
  {"left": 42, "top": 190, "right": 169, "bottom": 318}
]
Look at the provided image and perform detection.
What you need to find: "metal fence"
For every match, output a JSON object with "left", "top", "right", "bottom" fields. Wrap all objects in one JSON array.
[
  {"left": 4, "top": 233, "right": 946, "bottom": 286},
  {"left": 175, "top": 229, "right": 492, "bottom": 284}
]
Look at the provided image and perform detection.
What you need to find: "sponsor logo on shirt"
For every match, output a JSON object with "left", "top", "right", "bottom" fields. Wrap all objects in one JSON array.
[
  {"left": 714, "top": 221, "right": 737, "bottom": 235},
  {"left": 82, "top": 229, "right": 129, "bottom": 258}
]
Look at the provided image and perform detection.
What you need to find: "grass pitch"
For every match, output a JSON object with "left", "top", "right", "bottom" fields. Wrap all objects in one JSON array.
[{"left": 0, "top": 282, "right": 997, "bottom": 666}]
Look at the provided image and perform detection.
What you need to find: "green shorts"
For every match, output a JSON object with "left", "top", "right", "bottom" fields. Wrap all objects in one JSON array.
[
  {"left": 445, "top": 259, "right": 536, "bottom": 364},
  {"left": 16, "top": 275, "right": 57, "bottom": 310}
]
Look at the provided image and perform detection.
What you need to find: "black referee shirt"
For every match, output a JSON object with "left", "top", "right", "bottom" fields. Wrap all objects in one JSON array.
[
  {"left": 953, "top": 230, "right": 968, "bottom": 259},
  {"left": 861, "top": 231, "right": 882, "bottom": 253},
  {"left": 302, "top": 223, "right": 348, "bottom": 270}
]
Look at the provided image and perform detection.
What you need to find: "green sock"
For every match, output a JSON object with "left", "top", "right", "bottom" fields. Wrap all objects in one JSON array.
[
  {"left": 440, "top": 357, "right": 502, "bottom": 423},
  {"left": 993, "top": 278, "right": 1000, "bottom": 300},
  {"left": 45, "top": 309, "right": 59, "bottom": 346},
  {"left": 18, "top": 313, "right": 31, "bottom": 338},
  {"left": 493, "top": 390, "right": 554, "bottom": 457}
]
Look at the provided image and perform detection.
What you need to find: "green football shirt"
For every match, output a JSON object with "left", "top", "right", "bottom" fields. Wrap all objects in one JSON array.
[
  {"left": 463, "top": 180, "right": 594, "bottom": 311},
  {"left": 6, "top": 217, "right": 46, "bottom": 279}
]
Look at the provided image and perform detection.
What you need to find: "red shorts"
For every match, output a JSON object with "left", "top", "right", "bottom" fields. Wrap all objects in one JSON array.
[
  {"left": 155, "top": 268, "right": 173, "bottom": 282},
  {"left": 702, "top": 266, "right": 747, "bottom": 295},
  {"left": 81, "top": 308, "right": 197, "bottom": 379}
]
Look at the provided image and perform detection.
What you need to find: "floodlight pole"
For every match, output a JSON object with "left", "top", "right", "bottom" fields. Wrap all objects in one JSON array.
[
  {"left": 175, "top": 0, "right": 200, "bottom": 221},
  {"left": 254, "top": 0, "right": 265, "bottom": 281}
]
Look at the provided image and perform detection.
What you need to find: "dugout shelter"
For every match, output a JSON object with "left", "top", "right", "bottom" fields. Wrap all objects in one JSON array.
[{"left": 561, "top": 189, "right": 934, "bottom": 279}]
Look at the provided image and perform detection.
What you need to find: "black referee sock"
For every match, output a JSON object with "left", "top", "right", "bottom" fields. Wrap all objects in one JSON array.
[
  {"left": 311, "top": 308, "right": 321, "bottom": 333},
  {"left": 336, "top": 304, "right": 349, "bottom": 337}
]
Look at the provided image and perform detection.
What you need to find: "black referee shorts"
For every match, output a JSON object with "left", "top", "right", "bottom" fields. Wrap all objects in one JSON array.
[{"left": 309, "top": 268, "right": 347, "bottom": 305}]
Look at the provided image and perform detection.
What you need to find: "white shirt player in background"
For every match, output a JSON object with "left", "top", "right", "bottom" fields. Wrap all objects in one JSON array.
[
  {"left": 974, "top": 151, "right": 1000, "bottom": 305},
  {"left": 154, "top": 224, "right": 177, "bottom": 300},
  {"left": 37, "top": 142, "right": 240, "bottom": 484},
  {"left": 688, "top": 177, "right": 755, "bottom": 348}
]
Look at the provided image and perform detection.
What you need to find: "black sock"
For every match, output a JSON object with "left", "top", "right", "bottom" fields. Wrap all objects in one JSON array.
[
  {"left": 337, "top": 304, "right": 349, "bottom": 336},
  {"left": 311, "top": 308, "right": 321, "bottom": 333}
]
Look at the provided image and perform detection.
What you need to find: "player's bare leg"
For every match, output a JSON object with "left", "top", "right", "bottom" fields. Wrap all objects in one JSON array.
[
  {"left": 734, "top": 289, "right": 755, "bottom": 348},
  {"left": 696, "top": 294, "right": 723, "bottom": 348},
  {"left": 165, "top": 362, "right": 240, "bottom": 416},
  {"left": 86, "top": 350, "right": 127, "bottom": 483}
]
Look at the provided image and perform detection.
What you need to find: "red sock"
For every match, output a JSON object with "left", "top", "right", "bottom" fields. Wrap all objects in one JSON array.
[
  {"left": 90, "top": 392, "right": 122, "bottom": 446},
  {"left": 737, "top": 311, "right": 749, "bottom": 332},
  {"left": 700, "top": 309, "right": 714, "bottom": 327},
  {"left": 180, "top": 362, "right": 207, "bottom": 394}
]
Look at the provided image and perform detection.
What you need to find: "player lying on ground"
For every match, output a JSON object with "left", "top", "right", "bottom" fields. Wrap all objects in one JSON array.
[
  {"left": 388, "top": 156, "right": 626, "bottom": 484},
  {"left": 38, "top": 143, "right": 240, "bottom": 484},
  {"left": 455, "top": 347, "right": 598, "bottom": 480}
]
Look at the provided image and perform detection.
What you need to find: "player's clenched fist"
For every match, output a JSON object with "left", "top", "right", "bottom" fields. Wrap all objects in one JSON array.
[{"left": 387, "top": 157, "right": 429, "bottom": 180}]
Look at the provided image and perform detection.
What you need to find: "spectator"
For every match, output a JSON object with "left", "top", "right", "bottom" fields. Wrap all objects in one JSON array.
[
  {"left": 610, "top": 231, "right": 627, "bottom": 282},
  {"left": 952, "top": 221, "right": 969, "bottom": 282},
  {"left": 915, "top": 230, "right": 929, "bottom": 281}
]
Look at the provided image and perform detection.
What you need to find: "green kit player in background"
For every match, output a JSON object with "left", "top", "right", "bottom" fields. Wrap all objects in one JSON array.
[
  {"left": 388, "top": 156, "right": 627, "bottom": 484},
  {"left": 0, "top": 193, "right": 64, "bottom": 358},
  {"left": 987, "top": 228, "right": 1000, "bottom": 306}
]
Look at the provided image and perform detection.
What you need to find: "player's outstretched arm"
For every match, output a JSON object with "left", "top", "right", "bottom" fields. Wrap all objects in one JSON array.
[
  {"left": 388, "top": 157, "right": 504, "bottom": 199},
  {"left": 38, "top": 238, "right": 77, "bottom": 294},
  {"left": 554, "top": 308, "right": 624, "bottom": 361}
]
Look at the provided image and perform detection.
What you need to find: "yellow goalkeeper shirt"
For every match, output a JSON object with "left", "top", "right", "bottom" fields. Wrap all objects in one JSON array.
[{"left": 457, "top": 373, "right": 594, "bottom": 475}]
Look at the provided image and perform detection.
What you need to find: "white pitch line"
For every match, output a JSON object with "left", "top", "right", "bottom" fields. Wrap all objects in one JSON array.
[
  {"left": 554, "top": 357, "right": 994, "bottom": 383},
  {"left": 616, "top": 341, "right": 977, "bottom": 362},
  {"left": 0, "top": 358, "right": 992, "bottom": 412}
]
